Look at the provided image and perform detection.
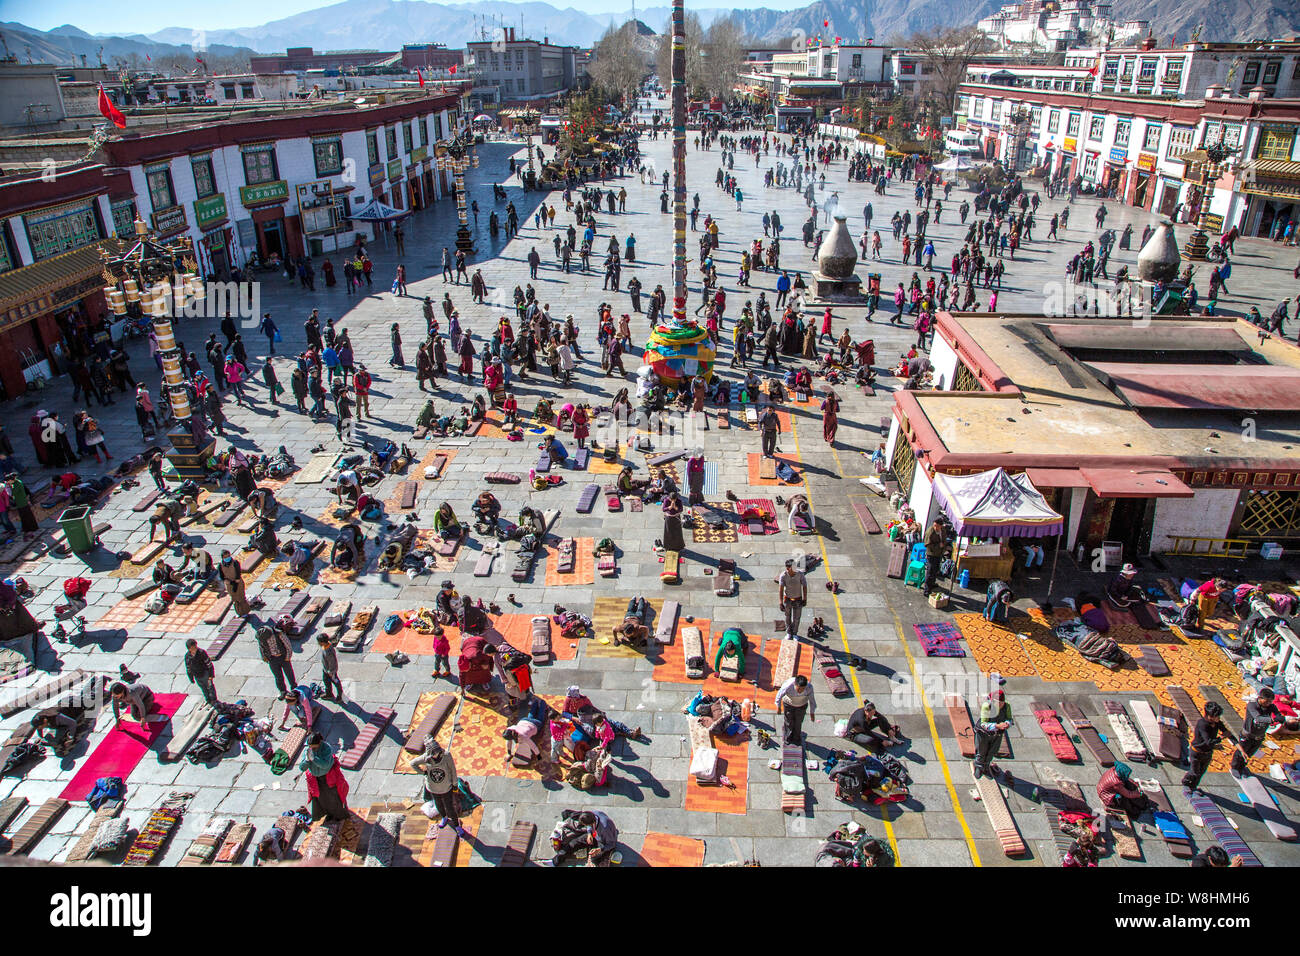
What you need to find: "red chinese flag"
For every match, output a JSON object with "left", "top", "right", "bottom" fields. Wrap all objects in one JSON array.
[
  {"left": 97, "top": 84, "right": 126, "bottom": 129},
  {"left": 417, "top": 68, "right": 425, "bottom": 87},
  {"left": 823, "top": 18, "right": 829, "bottom": 26},
  {"left": 449, "top": 64, "right": 457, "bottom": 74}
]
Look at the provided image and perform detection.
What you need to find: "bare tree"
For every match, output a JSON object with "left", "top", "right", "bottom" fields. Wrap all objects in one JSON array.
[
  {"left": 907, "top": 26, "right": 994, "bottom": 118},
  {"left": 655, "top": 13, "right": 747, "bottom": 101},
  {"left": 589, "top": 22, "right": 648, "bottom": 106}
]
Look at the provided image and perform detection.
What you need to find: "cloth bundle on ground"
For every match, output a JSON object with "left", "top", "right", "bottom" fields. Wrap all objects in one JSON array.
[
  {"left": 1056, "top": 619, "right": 1124, "bottom": 667},
  {"left": 825, "top": 749, "right": 909, "bottom": 804},
  {"left": 1075, "top": 593, "right": 1110, "bottom": 632},
  {"left": 686, "top": 692, "right": 743, "bottom": 735}
]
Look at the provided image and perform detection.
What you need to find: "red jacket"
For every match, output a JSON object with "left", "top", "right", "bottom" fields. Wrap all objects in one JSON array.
[{"left": 305, "top": 758, "right": 350, "bottom": 803}]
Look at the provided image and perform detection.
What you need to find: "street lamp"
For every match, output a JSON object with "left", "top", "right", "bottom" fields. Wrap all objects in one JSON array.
[
  {"left": 519, "top": 109, "right": 541, "bottom": 186},
  {"left": 435, "top": 130, "right": 480, "bottom": 253},
  {"left": 100, "top": 219, "right": 213, "bottom": 479},
  {"left": 1183, "top": 137, "right": 1234, "bottom": 260}
]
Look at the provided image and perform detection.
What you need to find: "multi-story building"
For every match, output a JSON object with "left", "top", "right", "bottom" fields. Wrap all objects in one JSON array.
[
  {"left": 0, "top": 89, "right": 465, "bottom": 398},
  {"left": 465, "top": 29, "right": 582, "bottom": 106},
  {"left": 739, "top": 43, "right": 891, "bottom": 127},
  {"left": 954, "top": 78, "right": 1300, "bottom": 236},
  {"left": 1067, "top": 39, "right": 1300, "bottom": 99},
  {"left": 248, "top": 47, "right": 397, "bottom": 74}
]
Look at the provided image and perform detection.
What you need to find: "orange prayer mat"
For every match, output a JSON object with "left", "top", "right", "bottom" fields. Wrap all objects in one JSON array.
[
  {"left": 130, "top": 589, "right": 224, "bottom": 634},
  {"left": 684, "top": 732, "right": 748, "bottom": 815},
  {"left": 443, "top": 691, "right": 567, "bottom": 782},
  {"left": 954, "top": 610, "right": 1271, "bottom": 775},
  {"left": 416, "top": 447, "right": 459, "bottom": 476},
  {"left": 639, "top": 832, "right": 706, "bottom": 867},
  {"left": 650, "top": 618, "right": 711, "bottom": 684},
  {"left": 585, "top": 596, "right": 666, "bottom": 659},
  {"left": 746, "top": 452, "right": 803, "bottom": 487},
  {"left": 94, "top": 594, "right": 149, "bottom": 630},
  {"left": 544, "top": 538, "right": 595, "bottom": 586}
]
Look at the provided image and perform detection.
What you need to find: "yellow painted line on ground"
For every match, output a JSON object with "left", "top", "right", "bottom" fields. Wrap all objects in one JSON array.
[
  {"left": 786, "top": 415, "right": 898, "bottom": 863},
  {"left": 790, "top": 415, "right": 983, "bottom": 868}
]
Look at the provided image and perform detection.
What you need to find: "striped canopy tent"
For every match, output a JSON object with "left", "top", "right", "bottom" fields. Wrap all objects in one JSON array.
[{"left": 932, "top": 467, "right": 1063, "bottom": 538}]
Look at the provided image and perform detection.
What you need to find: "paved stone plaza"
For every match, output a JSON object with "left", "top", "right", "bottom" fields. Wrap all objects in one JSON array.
[{"left": 2, "top": 104, "right": 1299, "bottom": 867}]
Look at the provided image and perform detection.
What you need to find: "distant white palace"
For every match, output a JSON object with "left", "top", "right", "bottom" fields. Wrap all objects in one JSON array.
[{"left": 976, "top": 0, "right": 1148, "bottom": 52}]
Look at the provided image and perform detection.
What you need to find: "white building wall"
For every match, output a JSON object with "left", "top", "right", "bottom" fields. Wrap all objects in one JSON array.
[
  {"left": 929, "top": 334, "right": 960, "bottom": 391},
  {"left": 1149, "top": 488, "right": 1241, "bottom": 552},
  {"left": 908, "top": 465, "right": 937, "bottom": 527}
]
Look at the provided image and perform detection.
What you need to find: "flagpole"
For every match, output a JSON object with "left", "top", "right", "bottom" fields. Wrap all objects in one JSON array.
[{"left": 670, "top": 0, "right": 687, "bottom": 328}]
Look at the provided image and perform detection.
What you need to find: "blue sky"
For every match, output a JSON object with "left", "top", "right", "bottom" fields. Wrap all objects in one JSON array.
[{"left": 3, "top": 0, "right": 811, "bottom": 35}]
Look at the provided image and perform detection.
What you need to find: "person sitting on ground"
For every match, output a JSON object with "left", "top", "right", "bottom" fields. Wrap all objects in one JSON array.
[
  {"left": 1105, "top": 563, "right": 1143, "bottom": 610},
  {"left": 846, "top": 699, "right": 904, "bottom": 754},
  {"left": 33, "top": 708, "right": 79, "bottom": 755},
  {"left": 151, "top": 559, "right": 182, "bottom": 588},
  {"left": 249, "top": 516, "right": 279, "bottom": 557},
  {"left": 644, "top": 468, "right": 676, "bottom": 502},
  {"left": 518, "top": 506, "right": 547, "bottom": 543},
  {"left": 542, "top": 433, "right": 568, "bottom": 466},
  {"left": 612, "top": 596, "right": 651, "bottom": 649},
  {"left": 472, "top": 491, "right": 502, "bottom": 533},
  {"left": 615, "top": 465, "right": 647, "bottom": 497},
  {"left": 1096, "top": 761, "right": 1150, "bottom": 816},
  {"left": 256, "top": 822, "right": 290, "bottom": 862},
  {"left": 280, "top": 684, "right": 322, "bottom": 732},
  {"left": 562, "top": 685, "right": 642, "bottom": 742},
  {"left": 433, "top": 580, "right": 459, "bottom": 624},
  {"left": 786, "top": 494, "right": 813, "bottom": 533},
  {"left": 433, "top": 501, "right": 461, "bottom": 540},
  {"left": 110, "top": 680, "right": 166, "bottom": 725},
  {"left": 470, "top": 393, "right": 487, "bottom": 422}
]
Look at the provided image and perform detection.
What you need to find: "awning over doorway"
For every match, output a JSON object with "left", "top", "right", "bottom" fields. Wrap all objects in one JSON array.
[{"left": 1078, "top": 467, "right": 1194, "bottom": 499}]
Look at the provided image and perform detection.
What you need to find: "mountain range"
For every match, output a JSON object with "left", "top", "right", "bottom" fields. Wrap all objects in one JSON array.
[{"left": 3, "top": 0, "right": 1298, "bottom": 67}]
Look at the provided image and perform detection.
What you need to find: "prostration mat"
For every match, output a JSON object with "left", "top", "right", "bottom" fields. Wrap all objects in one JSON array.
[{"left": 59, "top": 694, "right": 186, "bottom": 801}]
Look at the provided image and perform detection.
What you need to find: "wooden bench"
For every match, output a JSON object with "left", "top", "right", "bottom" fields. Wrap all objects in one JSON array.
[
  {"left": 398, "top": 481, "right": 419, "bottom": 509},
  {"left": 5, "top": 798, "right": 68, "bottom": 856},
  {"left": 661, "top": 550, "right": 681, "bottom": 583},
  {"left": 714, "top": 558, "right": 736, "bottom": 596},
  {"left": 339, "top": 604, "right": 377, "bottom": 652}
]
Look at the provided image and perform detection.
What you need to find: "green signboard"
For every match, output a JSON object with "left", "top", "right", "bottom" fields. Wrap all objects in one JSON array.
[
  {"left": 387, "top": 158, "right": 403, "bottom": 182},
  {"left": 239, "top": 179, "right": 289, "bottom": 207},
  {"left": 193, "top": 193, "right": 228, "bottom": 228},
  {"left": 410, "top": 145, "right": 428, "bottom": 163}
]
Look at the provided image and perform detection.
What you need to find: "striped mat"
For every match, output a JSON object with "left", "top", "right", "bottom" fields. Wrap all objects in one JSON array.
[
  {"left": 701, "top": 461, "right": 718, "bottom": 496},
  {"left": 1183, "top": 789, "right": 1262, "bottom": 866},
  {"left": 974, "top": 771, "right": 1027, "bottom": 856}
]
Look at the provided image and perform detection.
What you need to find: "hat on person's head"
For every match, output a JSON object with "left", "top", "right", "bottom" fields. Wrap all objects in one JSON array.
[
  {"left": 37, "top": 410, "right": 47, "bottom": 418},
  {"left": 440, "top": 580, "right": 454, "bottom": 590},
  {"left": 1120, "top": 563, "right": 1137, "bottom": 575},
  {"left": 566, "top": 686, "right": 582, "bottom": 698},
  {"left": 1114, "top": 761, "right": 1133, "bottom": 781}
]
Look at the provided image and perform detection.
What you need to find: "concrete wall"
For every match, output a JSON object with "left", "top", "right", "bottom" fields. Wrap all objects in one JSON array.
[
  {"left": 1149, "top": 487, "right": 1241, "bottom": 552},
  {"left": 0, "top": 67, "right": 67, "bottom": 130}
]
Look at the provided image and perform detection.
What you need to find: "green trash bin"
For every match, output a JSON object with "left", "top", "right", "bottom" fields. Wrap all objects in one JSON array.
[{"left": 58, "top": 505, "right": 95, "bottom": 555}]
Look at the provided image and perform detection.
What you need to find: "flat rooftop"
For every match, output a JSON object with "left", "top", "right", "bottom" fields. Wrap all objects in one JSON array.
[{"left": 905, "top": 313, "right": 1300, "bottom": 471}]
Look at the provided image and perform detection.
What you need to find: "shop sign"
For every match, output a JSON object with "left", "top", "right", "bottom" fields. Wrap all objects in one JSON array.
[
  {"left": 1108, "top": 147, "right": 1127, "bottom": 164},
  {"left": 204, "top": 228, "right": 227, "bottom": 252},
  {"left": 239, "top": 180, "right": 289, "bottom": 206},
  {"left": 387, "top": 159, "right": 403, "bottom": 182},
  {"left": 1062, "top": 137, "right": 1077, "bottom": 152},
  {"left": 151, "top": 204, "right": 188, "bottom": 235},
  {"left": 368, "top": 163, "right": 386, "bottom": 186},
  {"left": 193, "top": 193, "right": 227, "bottom": 229},
  {"left": 1137, "top": 152, "right": 1157, "bottom": 172},
  {"left": 410, "top": 145, "right": 428, "bottom": 163}
]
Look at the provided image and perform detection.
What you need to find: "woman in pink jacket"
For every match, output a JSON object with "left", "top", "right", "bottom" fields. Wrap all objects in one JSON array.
[{"left": 223, "top": 357, "right": 248, "bottom": 407}]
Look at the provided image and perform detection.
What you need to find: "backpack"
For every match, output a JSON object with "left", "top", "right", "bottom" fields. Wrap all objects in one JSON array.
[
  {"left": 775, "top": 460, "right": 799, "bottom": 483},
  {"left": 383, "top": 614, "right": 404, "bottom": 634},
  {"left": 86, "top": 776, "right": 125, "bottom": 811}
]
